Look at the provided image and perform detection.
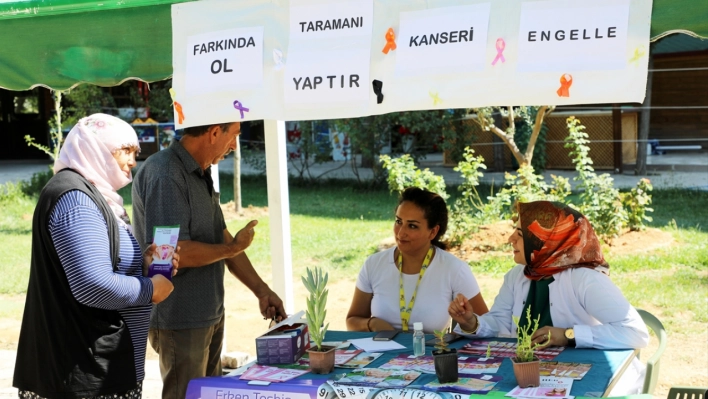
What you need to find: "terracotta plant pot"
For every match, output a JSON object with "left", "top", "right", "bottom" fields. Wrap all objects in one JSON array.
[
  {"left": 511, "top": 357, "right": 541, "bottom": 387},
  {"left": 307, "top": 345, "right": 336, "bottom": 374},
  {"left": 433, "top": 348, "right": 459, "bottom": 383}
]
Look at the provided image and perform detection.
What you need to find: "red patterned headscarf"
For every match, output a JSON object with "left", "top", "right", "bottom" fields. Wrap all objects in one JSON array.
[{"left": 518, "top": 201, "right": 609, "bottom": 281}]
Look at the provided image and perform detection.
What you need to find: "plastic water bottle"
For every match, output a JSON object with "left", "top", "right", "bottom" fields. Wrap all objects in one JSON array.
[{"left": 413, "top": 322, "right": 425, "bottom": 357}]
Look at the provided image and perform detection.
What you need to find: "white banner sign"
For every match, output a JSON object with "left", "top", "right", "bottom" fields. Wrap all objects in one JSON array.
[
  {"left": 185, "top": 27, "right": 264, "bottom": 96},
  {"left": 285, "top": 47, "right": 370, "bottom": 106},
  {"left": 395, "top": 4, "right": 491, "bottom": 77},
  {"left": 289, "top": 0, "right": 374, "bottom": 41},
  {"left": 171, "top": 0, "right": 652, "bottom": 128},
  {"left": 517, "top": 0, "right": 631, "bottom": 72},
  {"left": 285, "top": 0, "right": 374, "bottom": 109}
]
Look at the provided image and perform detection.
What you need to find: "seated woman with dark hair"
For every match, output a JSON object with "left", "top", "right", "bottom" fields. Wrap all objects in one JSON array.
[{"left": 347, "top": 187, "right": 488, "bottom": 334}]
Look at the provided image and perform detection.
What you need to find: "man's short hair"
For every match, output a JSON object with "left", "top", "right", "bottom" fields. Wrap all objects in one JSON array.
[{"left": 182, "top": 122, "right": 234, "bottom": 137}]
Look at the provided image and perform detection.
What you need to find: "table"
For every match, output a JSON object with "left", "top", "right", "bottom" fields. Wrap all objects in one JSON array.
[{"left": 186, "top": 331, "right": 637, "bottom": 399}]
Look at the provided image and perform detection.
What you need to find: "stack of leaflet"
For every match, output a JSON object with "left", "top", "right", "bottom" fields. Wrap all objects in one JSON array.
[
  {"left": 338, "top": 352, "right": 383, "bottom": 368},
  {"left": 422, "top": 373, "right": 503, "bottom": 395},
  {"left": 329, "top": 368, "right": 422, "bottom": 388},
  {"left": 380, "top": 354, "right": 501, "bottom": 374},
  {"left": 506, "top": 377, "right": 574, "bottom": 399},
  {"left": 539, "top": 362, "right": 591, "bottom": 380}
]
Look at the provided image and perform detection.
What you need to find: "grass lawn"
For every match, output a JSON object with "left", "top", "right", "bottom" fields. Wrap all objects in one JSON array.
[{"left": 1, "top": 173, "right": 707, "bottom": 328}]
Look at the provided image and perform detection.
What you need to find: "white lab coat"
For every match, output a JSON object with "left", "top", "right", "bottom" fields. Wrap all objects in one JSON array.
[{"left": 455, "top": 265, "right": 649, "bottom": 350}]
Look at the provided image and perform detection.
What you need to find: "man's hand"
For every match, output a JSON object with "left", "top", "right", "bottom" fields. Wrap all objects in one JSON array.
[
  {"left": 226, "top": 220, "right": 258, "bottom": 258},
  {"left": 150, "top": 274, "right": 174, "bottom": 303},
  {"left": 257, "top": 288, "right": 287, "bottom": 322}
]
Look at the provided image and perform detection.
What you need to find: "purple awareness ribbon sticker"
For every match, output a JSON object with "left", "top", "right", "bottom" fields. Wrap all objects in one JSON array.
[{"left": 233, "top": 100, "right": 250, "bottom": 119}]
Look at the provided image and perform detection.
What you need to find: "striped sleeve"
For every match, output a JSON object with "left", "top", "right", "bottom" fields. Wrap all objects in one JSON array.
[{"left": 48, "top": 190, "right": 153, "bottom": 310}]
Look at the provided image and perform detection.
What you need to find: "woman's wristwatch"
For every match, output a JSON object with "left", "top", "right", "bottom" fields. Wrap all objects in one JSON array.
[{"left": 564, "top": 327, "right": 576, "bottom": 347}]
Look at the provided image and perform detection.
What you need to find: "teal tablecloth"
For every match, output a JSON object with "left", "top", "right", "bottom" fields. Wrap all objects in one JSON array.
[{"left": 186, "top": 331, "right": 636, "bottom": 399}]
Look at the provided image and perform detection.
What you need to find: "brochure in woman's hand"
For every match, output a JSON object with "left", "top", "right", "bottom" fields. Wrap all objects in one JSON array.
[{"left": 148, "top": 225, "right": 179, "bottom": 280}]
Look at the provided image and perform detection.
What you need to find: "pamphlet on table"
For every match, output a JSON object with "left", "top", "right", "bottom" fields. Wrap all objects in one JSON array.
[
  {"left": 506, "top": 376, "right": 574, "bottom": 399},
  {"left": 330, "top": 368, "right": 422, "bottom": 388},
  {"left": 239, "top": 364, "right": 309, "bottom": 382},
  {"left": 540, "top": 362, "right": 591, "bottom": 380},
  {"left": 380, "top": 354, "right": 501, "bottom": 374},
  {"left": 337, "top": 352, "right": 383, "bottom": 368},
  {"left": 422, "top": 373, "right": 503, "bottom": 395},
  {"left": 348, "top": 337, "right": 406, "bottom": 352},
  {"left": 459, "top": 340, "right": 564, "bottom": 360}
]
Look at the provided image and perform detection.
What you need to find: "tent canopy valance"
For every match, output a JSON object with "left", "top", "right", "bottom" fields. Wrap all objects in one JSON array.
[{"left": 0, "top": 0, "right": 706, "bottom": 92}]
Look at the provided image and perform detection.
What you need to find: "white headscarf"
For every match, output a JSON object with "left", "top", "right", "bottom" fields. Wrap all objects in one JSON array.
[{"left": 54, "top": 113, "right": 140, "bottom": 229}]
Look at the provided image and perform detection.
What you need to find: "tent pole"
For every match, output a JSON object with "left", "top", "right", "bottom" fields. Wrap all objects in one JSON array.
[{"left": 264, "top": 120, "right": 294, "bottom": 314}]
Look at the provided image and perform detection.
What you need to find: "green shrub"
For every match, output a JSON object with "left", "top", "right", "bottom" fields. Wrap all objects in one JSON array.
[
  {"left": 0, "top": 182, "right": 27, "bottom": 203},
  {"left": 21, "top": 168, "right": 53, "bottom": 198},
  {"left": 380, "top": 154, "right": 447, "bottom": 199},
  {"left": 622, "top": 178, "right": 654, "bottom": 231},
  {"left": 564, "top": 117, "right": 627, "bottom": 239}
]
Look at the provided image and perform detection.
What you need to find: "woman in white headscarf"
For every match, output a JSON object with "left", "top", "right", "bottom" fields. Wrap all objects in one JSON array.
[{"left": 14, "top": 114, "right": 178, "bottom": 399}]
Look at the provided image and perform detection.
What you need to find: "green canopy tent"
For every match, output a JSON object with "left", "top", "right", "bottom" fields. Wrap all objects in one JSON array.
[{"left": 0, "top": 0, "right": 706, "bottom": 91}]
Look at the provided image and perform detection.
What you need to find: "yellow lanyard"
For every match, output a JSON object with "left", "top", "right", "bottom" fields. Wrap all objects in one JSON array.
[{"left": 397, "top": 246, "right": 435, "bottom": 332}]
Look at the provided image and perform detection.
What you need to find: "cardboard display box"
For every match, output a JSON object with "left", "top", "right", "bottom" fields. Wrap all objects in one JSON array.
[{"left": 256, "top": 311, "right": 310, "bottom": 365}]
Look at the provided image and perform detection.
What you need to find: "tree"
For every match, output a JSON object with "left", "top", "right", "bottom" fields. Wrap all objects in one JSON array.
[
  {"left": 24, "top": 91, "right": 64, "bottom": 165},
  {"left": 470, "top": 106, "right": 554, "bottom": 168},
  {"left": 334, "top": 110, "right": 464, "bottom": 186}
]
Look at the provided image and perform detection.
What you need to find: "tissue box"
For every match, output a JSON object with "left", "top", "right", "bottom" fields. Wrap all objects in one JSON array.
[{"left": 256, "top": 311, "right": 311, "bottom": 365}]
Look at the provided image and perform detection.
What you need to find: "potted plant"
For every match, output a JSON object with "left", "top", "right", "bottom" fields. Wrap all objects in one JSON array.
[
  {"left": 432, "top": 329, "right": 458, "bottom": 383},
  {"left": 302, "top": 267, "right": 336, "bottom": 374},
  {"left": 511, "top": 307, "right": 550, "bottom": 388}
]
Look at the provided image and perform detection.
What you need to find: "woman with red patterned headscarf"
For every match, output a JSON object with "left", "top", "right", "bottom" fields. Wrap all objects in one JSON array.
[{"left": 448, "top": 201, "right": 648, "bottom": 351}]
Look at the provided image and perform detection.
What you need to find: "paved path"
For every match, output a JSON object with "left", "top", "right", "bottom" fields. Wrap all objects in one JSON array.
[{"left": 2, "top": 152, "right": 706, "bottom": 190}]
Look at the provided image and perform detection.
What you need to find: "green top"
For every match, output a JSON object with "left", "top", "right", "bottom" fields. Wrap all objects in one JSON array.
[
  {"left": 518, "top": 277, "right": 554, "bottom": 333},
  {"left": 0, "top": 0, "right": 706, "bottom": 90}
]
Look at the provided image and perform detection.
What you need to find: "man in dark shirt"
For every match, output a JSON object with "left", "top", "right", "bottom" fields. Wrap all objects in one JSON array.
[{"left": 132, "top": 122, "right": 286, "bottom": 399}]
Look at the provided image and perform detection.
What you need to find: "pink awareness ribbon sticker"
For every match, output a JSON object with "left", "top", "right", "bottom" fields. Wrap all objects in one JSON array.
[
  {"left": 492, "top": 38, "right": 506, "bottom": 66},
  {"left": 233, "top": 100, "right": 250, "bottom": 119}
]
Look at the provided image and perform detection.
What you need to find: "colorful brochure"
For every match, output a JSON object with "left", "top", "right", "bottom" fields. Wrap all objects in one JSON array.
[
  {"left": 423, "top": 373, "right": 503, "bottom": 394},
  {"left": 289, "top": 349, "right": 364, "bottom": 369},
  {"left": 338, "top": 352, "right": 383, "bottom": 369},
  {"left": 459, "top": 341, "right": 564, "bottom": 361},
  {"left": 506, "top": 376, "right": 574, "bottom": 398},
  {"left": 380, "top": 354, "right": 501, "bottom": 374},
  {"left": 540, "top": 362, "right": 591, "bottom": 380},
  {"left": 330, "top": 368, "right": 422, "bottom": 388},
  {"left": 239, "top": 364, "right": 310, "bottom": 382},
  {"left": 148, "top": 225, "right": 179, "bottom": 279}
]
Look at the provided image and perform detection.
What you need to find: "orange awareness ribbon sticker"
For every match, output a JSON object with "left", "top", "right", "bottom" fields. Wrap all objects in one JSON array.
[
  {"left": 169, "top": 88, "right": 185, "bottom": 124},
  {"left": 174, "top": 102, "right": 185, "bottom": 124},
  {"left": 382, "top": 28, "right": 397, "bottom": 54},
  {"left": 557, "top": 74, "right": 572, "bottom": 97}
]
